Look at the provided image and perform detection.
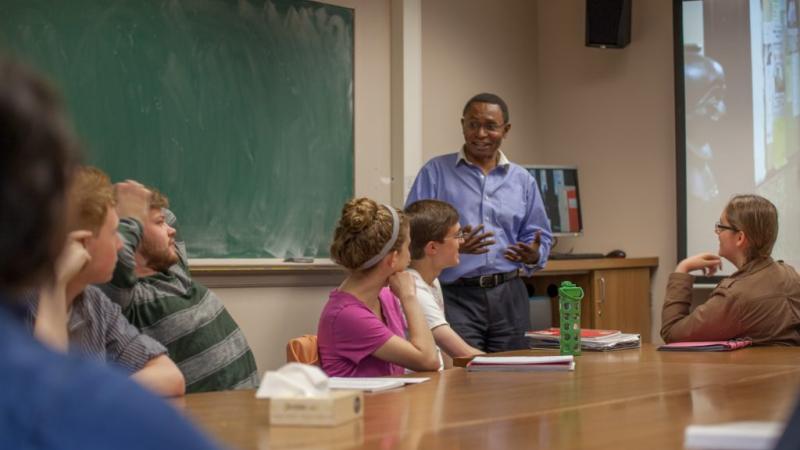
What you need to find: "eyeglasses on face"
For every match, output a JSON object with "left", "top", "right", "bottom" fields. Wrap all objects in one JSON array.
[
  {"left": 462, "top": 120, "right": 506, "bottom": 134},
  {"left": 443, "top": 231, "right": 466, "bottom": 242},
  {"left": 714, "top": 221, "right": 739, "bottom": 234}
]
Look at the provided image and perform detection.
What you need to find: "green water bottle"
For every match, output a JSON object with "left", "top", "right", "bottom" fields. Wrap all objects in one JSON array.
[{"left": 558, "top": 281, "right": 584, "bottom": 356}]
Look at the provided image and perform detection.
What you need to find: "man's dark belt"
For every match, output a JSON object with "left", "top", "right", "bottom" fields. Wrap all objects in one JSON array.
[{"left": 449, "top": 270, "right": 520, "bottom": 288}]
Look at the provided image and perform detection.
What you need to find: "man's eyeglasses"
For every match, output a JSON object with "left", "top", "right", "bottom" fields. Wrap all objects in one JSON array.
[
  {"left": 714, "top": 222, "right": 739, "bottom": 234},
  {"left": 462, "top": 120, "right": 506, "bottom": 134},
  {"left": 443, "top": 232, "right": 466, "bottom": 242}
]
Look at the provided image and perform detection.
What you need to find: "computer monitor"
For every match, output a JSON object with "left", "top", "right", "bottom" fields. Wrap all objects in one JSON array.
[{"left": 524, "top": 165, "right": 584, "bottom": 237}]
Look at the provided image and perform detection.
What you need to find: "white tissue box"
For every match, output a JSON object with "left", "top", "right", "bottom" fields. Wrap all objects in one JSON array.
[{"left": 269, "top": 390, "right": 363, "bottom": 426}]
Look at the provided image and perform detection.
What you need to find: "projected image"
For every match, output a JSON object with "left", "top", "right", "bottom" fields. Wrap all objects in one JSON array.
[
  {"left": 753, "top": 0, "right": 800, "bottom": 272},
  {"left": 685, "top": 43, "right": 726, "bottom": 202},
  {"left": 754, "top": 0, "right": 799, "bottom": 182},
  {"left": 527, "top": 167, "right": 582, "bottom": 235},
  {"left": 682, "top": 0, "right": 800, "bottom": 275}
]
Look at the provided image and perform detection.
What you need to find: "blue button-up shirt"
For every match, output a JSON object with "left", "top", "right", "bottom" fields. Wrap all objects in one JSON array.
[{"left": 405, "top": 149, "right": 552, "bottom": 283}]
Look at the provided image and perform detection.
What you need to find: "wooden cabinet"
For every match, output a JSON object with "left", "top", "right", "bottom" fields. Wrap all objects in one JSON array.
[{"left": 525, "top": 257, "right": 658, "bottom": 342}]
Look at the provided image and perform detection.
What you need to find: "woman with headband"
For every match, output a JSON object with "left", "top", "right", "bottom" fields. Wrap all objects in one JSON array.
[{"left": 317, "top": 198, "right": 439, "bottom": 376}]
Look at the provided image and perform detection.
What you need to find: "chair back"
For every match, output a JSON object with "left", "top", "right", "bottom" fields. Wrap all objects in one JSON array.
[{"left": 286, "top": 334, "right": 319, "bottom": 365}]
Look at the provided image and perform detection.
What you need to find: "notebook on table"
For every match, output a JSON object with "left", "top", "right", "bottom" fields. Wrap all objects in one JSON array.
[
  {"left": 658, "top": 339, "right": 753, "bottom": 352},
  {"left": 328, "top": 377, "right": 429, "bottom": 392},
  {"left": 466, "top": 355, "right": 575, "bottom": 372},
  {"left": 685, "top": 421, "right": 782, "bottom": 450}
]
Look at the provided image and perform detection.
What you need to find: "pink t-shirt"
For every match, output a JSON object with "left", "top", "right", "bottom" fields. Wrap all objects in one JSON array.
[{"left": 317, "top": 287, "right": 407, "bottom": 377}]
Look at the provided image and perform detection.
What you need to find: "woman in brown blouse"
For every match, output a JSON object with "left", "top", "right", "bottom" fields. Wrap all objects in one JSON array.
[{"left": 661, "top": 195, "right": 800, "bottom": 345}]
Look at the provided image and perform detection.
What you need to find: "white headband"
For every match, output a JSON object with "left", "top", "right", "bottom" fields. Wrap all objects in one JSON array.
[{"left": 358, "top": 204, "right": 400, "bottom": 270}]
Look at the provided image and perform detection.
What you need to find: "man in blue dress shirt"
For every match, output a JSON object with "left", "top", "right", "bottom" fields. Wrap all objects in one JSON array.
[{"left": 406, "top": 93, "right": 552, "bottom": 352}]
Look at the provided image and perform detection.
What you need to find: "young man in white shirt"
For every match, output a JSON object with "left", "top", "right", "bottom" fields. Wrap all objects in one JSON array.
[{"left": 405, "top": 200, "right": 483, "bottom": 368}]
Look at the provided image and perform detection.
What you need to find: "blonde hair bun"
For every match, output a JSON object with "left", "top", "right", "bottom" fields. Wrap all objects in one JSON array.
[
  {"left": 339, "top": 198, "right": 381, "bottom": 233},
  {"left": 330, "top": 197, "right": 407, "bottom": 271}
]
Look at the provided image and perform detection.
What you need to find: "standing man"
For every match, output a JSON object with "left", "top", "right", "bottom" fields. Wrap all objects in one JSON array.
[{"left": 406, "top": 93, "right": 552, "bottom": 352}]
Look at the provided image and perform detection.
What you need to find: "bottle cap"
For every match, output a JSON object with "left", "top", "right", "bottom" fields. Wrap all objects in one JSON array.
[{"left": 558, "top": 281, "right": 584, "bottom": 301}]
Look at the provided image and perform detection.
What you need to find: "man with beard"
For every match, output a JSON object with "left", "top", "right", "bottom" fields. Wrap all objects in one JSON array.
[{"left": 100, "top": 180, "right": 258, "bottom": 393}]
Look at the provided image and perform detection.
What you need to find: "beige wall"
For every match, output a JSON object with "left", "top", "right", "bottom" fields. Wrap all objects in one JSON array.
[
  {"left": 347, "top": 0, "right": 393, "bottom": 203},
  {"left": 421, "top": 0, "right": 539, "bottom": 163},
  {"left": 220, "top": 0, "right": 679, "bottom": 375},
  {"left": 534, "top": 1, "right": 676, "bottom": 341},
  {"left": 217, "top": 286, "right": 333, "bottom": 374}
]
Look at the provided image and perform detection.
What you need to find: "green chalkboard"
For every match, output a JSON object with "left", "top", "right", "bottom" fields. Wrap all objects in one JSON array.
[{"left": 0, "top": 0, "right": 354, "bottom": 258}]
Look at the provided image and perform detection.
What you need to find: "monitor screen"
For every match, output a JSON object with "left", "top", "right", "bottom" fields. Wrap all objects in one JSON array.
[{"left": 525, "top": 165, "right": 583, "bottom": 236}]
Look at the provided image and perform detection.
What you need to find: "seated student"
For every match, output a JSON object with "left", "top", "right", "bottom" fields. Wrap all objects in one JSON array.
[
  {"left": 404, "top": 199, "right": 483, "bottom": 369},
  {"left": 661, "top": 194, "right": 800, "bottom": 344},
  {"left": 99, "top": 181, "right": 258, "bottom": 393},
  {"left": 318, "top": 198, "right": 439, "bottom": 376},
  {"left": 0, "top": 56, "right": 221, "bottom": 450},
  {"left": 31, "top": 167, "right": 185, "bottom": 397}
]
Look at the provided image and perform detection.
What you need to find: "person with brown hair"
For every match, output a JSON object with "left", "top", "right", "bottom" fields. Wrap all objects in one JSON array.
[
  {"left": 31, "top": 166, "right": 185, "bottom": 397},
  {"left": 318, "top": 198, "right": 439, "bottom": 377},
  {"left": 661, "top": 194, "right": 800, "bottom": 344},
  {"left": 404, "top": 199, "right": 483, "bottom": 369},
  {"left": 102, "top": 180, "right": 259, "bottom": 393},
  {"left": 0, "top": 56, "right": 221, "bottom": 450}
]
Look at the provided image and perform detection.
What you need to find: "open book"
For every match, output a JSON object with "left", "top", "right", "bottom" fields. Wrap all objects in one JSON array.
[
  {"left": 658, "top": 339, "right": 752, "bottom": 352},
  {"left": 526, "top": 328, "right": 641, "bottom": 351},
  {"left": 466, "top": 355, "right": 575, "bottom": 372}
]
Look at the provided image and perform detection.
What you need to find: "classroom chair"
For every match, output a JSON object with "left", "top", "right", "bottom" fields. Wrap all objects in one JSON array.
[{"left": 286, "top": 334, "right": 319, "bottom": 365}]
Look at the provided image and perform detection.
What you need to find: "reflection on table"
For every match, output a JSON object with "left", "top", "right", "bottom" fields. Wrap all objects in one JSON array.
[{"left": 179, "top": 345, "right": 800, "bottom": 450}]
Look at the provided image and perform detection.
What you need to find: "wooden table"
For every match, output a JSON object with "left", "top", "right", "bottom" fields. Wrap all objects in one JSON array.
[{"left": 178, "top": 345, "right": 800, "bottom": 449}]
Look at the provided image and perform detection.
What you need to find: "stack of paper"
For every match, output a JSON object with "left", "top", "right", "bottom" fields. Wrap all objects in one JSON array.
[
  {"left": 525, "top": 328, "right": 641, "bottom": 351},
  {"left": 685, "top": 421, "right": 782, "bottom": 449},
  {"left": 466, "top": 355, "right": 575, "bottom": 372},
  {"left": 658, "top": 339, "right": 752, "bottom": 352}
]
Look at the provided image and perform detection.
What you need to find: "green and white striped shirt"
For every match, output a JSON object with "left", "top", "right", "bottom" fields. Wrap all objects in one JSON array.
[{"left": 100, "top": 211, "right": 258, "bottom": 393}]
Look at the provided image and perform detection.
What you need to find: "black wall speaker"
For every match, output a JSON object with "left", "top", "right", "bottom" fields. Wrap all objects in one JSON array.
[{"left": 586, "top": 0, "right": 632, "bottom": 49}]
